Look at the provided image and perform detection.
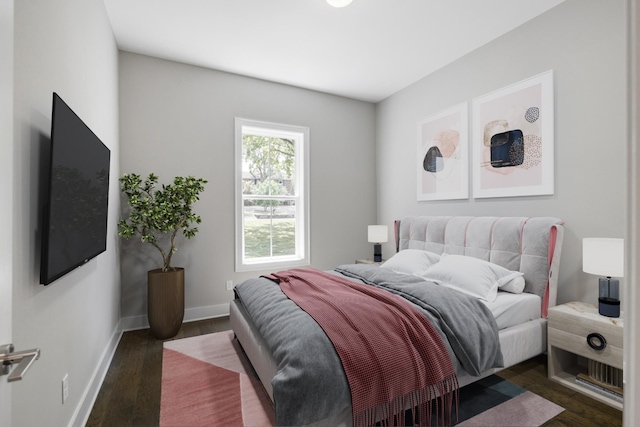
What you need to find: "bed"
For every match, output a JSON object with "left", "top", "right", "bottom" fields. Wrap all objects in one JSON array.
[{"left": 230, "top": 216, "right": 564, "bottom": 426}]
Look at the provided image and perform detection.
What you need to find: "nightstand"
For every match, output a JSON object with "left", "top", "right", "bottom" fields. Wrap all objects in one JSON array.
[
  {"left": 355, "top": 259, "right": 384, "bottom": 265},
  {"left": 547, "top": 301, "right": 623, "bottom": 410}
]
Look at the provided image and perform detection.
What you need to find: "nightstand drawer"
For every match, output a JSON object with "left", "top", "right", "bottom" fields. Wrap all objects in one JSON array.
[
  {"left": 548, "top": 327, "right": 623, "bottom": 369},
  {"left": 548, "top": 315, "right": 623, "bottom": 349},
  {"left": 547, "top": 302, "right": 623, "bottom": 348}
]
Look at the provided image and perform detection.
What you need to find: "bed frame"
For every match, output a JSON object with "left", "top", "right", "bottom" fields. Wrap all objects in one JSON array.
[{"left": 230, "top": 215, "right": 564, "bottom": 425}]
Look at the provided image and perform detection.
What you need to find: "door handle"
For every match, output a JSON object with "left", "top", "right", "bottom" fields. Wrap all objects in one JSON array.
[{"left": 1, "top": 344, "right": 41, "bottom": 382}]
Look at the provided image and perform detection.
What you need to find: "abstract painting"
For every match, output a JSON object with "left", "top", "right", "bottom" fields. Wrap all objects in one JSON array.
[
  {"left": 417, "top": 102, "right": 468, "bottom": 201},
  {"left": 472, "top": 70, "right": 554, "bottom": 198}
]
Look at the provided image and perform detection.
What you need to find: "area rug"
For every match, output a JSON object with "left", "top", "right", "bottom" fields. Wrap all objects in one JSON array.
[{"left": 160, "top": 331, "right": 564, "bottom": 427}]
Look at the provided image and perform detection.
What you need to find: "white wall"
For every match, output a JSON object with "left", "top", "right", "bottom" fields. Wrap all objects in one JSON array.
[
  {"left": 118, "top": 53, "right": 377, "bottom": 325},
  {"left": 376, "top": 0, "right": 627, "bottom": 307},
  {"left": 0, "top": 0, "right": 14, "bottom": 424},
  {"left": 12, "top": 0, "right": 120, "bottom": 426}
]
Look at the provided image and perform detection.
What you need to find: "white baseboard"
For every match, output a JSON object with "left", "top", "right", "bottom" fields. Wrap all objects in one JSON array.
[
  {"left": 70, "top": 319, "right": 123, "bottom": 427},
  {"left": 120, "top": 302, "right": 231, "bottom": 332}
]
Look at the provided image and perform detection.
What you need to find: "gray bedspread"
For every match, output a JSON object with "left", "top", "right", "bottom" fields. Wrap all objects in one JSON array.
[{"left": 233, "top": 264, "right": 503, "bottom": 426}]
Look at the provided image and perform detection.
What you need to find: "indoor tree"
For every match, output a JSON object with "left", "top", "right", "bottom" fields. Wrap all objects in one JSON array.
[{"left": 118, "top": 173, "right": 208, "bottom": 271}]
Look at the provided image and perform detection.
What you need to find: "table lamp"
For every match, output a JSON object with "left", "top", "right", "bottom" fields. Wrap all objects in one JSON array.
[
  {"left": 368, "top": 225, "right": 388, "bottom": 262},
  {"left": 582, "top": 238, "right": 624, "bottom": 318}
]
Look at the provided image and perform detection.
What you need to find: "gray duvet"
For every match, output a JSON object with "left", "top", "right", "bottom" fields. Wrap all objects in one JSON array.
[{"left": 233, "top": 264, "right": 503, "bottom": 426}]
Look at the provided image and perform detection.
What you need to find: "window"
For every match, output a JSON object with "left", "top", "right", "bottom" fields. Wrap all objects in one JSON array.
[{"left": 235, "top": 118, "right": 310, "bottom": 272}]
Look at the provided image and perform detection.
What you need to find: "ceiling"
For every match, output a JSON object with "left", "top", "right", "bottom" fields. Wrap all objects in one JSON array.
[{"left": 103, "top": 0, "right": 565, "bottom": 103}]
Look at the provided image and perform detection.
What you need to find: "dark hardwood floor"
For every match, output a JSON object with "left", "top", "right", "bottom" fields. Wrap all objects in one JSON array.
[
  {"left": 86, "top": 317, "right": 622, "bottom": 427},
  {"left": 497, "top": 356, "right": 622, "bottom": 427},
  {"left": 86, "top": 317, "right": 231, "bottom": 427}
]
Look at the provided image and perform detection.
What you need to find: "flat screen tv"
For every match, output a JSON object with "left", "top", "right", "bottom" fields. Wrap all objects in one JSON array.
[{"left": 40, "top": 93, "right": 111, "bottom": 285}]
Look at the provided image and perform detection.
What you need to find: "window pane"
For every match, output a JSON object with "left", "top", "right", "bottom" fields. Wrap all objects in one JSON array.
[
  {"left": 243, "top": 199, "right": 296, "bottom": 259},
  {"left": 271, "top": 201, "right": 296, "bottom": 257},
  {"left": 242, "top": 134, "right": 295, "bottom": 196}
]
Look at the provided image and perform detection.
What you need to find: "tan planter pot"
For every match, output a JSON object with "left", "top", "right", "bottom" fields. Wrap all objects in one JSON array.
[{"left": 147, "top": 268, "right": 185, "bottom": 339}]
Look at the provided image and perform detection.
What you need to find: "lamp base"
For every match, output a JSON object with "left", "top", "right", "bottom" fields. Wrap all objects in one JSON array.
[
  {"left": 598, "top": 297, "right": 620, "bottom": 318},
  {"left": 373, "top": 243, "right": 382, "bottom": 262}
]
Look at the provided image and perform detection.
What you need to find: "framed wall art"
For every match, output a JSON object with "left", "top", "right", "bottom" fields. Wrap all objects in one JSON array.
[
  {"left": 417, "top": 102, "right": 468, "bottom": 201},
  {"left": 472, "top": 70, "right": 554, "bottom": 199}
]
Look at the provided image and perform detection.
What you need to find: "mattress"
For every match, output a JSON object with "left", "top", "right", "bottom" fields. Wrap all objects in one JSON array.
[{"left": 483, "top": 291, "right": 541, "bottom": 330}]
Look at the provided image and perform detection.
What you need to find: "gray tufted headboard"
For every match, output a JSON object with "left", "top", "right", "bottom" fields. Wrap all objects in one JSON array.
[{"left": 395, "top": 216, "right": 564, "bottom": 317}]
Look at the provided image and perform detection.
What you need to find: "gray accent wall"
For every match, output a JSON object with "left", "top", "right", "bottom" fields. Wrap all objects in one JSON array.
[
  {"left": 376, "top": 0, "right": 628, "bottom": 306},
  {"left": 118, "top": 52, "right": 377, "bottom": 324}
]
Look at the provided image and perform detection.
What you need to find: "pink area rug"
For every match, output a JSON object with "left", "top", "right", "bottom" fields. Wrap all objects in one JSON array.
[
  {"left": 160, "top": 331, "right": 563, "bottom": 426},
  {"left": 160, "top": 331, "right": 274, "bottom": 427}
]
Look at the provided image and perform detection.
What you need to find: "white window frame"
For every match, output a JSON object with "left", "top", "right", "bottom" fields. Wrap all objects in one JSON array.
[{"left": 234, "top": 118, "right": 310, "bottom": 272}]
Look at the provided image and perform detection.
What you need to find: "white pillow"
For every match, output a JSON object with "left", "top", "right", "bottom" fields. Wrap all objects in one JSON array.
[
  {"left": 499, "top": 275, "right": 526, "bottom": 294},
  {"left": 413, "top": 254, "right": 523, "bottom": 302},
  {"left": 379, "top": 249, "right": 441, "bottom": 275}
]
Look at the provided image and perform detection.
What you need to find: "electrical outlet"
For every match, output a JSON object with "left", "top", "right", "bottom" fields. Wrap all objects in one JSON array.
[
  {"left": 62, "top": 374, "right": 69, "bottom": 404},
  {"left": 225, "top": 280, "right": 233, "bottom": 291}
]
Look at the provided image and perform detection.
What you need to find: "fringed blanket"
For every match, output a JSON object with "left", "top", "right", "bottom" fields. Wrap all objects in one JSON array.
[{"left": 265, "top": 268, "right": 459, "bottom": 427}]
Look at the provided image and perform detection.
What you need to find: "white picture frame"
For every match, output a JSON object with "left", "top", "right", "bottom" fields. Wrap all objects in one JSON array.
[
  {"left": 417, "top": 102, "right": 469, "bottom": 201},
  {"left": 472, "top": 70, "right": 554, "bottom": 199}
]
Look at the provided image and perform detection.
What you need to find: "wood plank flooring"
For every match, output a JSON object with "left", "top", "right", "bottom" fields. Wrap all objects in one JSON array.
[
  {"left": 86, "top": 317, "right": 230, "bottom": 426},
  {"left": 86, "top": 317, "right": 622, "bottom": 427},
  {"left": 497, "top": 355, "right": 622, "bottom": 427}
]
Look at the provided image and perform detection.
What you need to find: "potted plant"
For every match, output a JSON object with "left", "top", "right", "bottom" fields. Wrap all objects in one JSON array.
[{"left": 118, "top": 173, "right": 207, "bottom": 339}]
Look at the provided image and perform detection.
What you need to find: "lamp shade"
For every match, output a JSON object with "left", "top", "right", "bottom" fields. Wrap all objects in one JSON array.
[
  {"left": 582, "top": 238, "right": 624, "bottom": 277},
  {"left": 368, "top": 225, "right": 388, "bottom": 243}
]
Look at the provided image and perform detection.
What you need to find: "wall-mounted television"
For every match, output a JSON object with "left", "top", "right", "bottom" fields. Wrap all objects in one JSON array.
[{"left": 40, "top": 93, "right": 111, "bottom": 285}]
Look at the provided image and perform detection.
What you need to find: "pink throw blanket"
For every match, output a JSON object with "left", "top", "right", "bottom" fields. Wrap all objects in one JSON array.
[{"left": 265, "top": 268, "right": 459, "bottom": 427}]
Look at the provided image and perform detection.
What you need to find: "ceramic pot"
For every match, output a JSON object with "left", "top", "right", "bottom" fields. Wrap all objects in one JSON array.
[{"left": 147, "top": 268, "right": 185, "bottom": 339}]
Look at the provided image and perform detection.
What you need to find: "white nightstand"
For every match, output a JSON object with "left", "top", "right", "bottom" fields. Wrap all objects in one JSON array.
[{"left": 547, "top": 301, "right": 623, "bottom": 410}]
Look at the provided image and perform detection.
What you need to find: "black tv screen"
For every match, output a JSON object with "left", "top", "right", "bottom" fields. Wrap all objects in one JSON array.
[{"left": 40, "top": 93, "right": 111, "bottom": 285}]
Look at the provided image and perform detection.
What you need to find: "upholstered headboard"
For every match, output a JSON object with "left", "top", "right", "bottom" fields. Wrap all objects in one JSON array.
[{"left": 394, "top": 216, "right": 564, "bottom": 317}]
